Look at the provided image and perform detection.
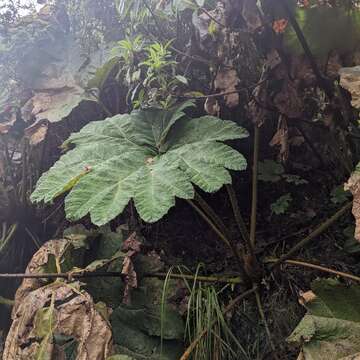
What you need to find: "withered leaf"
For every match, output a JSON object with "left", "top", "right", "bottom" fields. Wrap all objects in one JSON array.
[
  {"left": 13, "top": 239, "right": 70, "bottom": 315},
  {"left": 339, "top": 66, "right": 360, "bottom": 109},
  {"left": 24, "top": 120, "right": 48, "bottom": 146},
  {"left": 273, "top": 80, "right": 303, "bottom": 118},
  {"left": 121, "top": 233, "right": 142, "bottom": 304},
  {"left": 204, "top": 97, "right": 220, "bottom": 115},
  {"left": 214, "top": 68, "right": 239, "bottom": 108},
  {"left": 4, "top": 282, "right": 113, "bottom": 360},
  {"left": 269, "top": 116, "right": 289, "bottom": 162},
  {"left": 345, "top": 172, "right": 360, "bottom": 242}
]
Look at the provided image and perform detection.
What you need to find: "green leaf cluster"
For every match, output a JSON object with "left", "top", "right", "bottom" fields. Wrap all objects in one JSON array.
[{"left": 31, "top": 103, "right": 248, "bottom": 225}]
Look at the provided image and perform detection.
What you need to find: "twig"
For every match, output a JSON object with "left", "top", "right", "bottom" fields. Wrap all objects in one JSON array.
[
  {"left": 179, "top": 286, "right": 258, "bottom": 360},
  {"left": 271, "top": 201, "right": 352, "bottom": 269},
  {"left": 250, "top": 125, "right": 260, "bottom": 248},
  {"left": 267, "top": 258, "right": 360, "bottom": 283},
  {"left": 0, "top": 272, "right": 126, "bottom": 279},
  {"left": 278, "top": 0, "right": 333, "bottom": 98},
  {"left": 255, "top": 290, "right": 279, "bottom": 359}
]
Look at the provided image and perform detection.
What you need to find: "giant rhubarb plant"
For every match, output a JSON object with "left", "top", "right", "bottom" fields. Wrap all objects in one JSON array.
[{"left": 31, "top": 102, "right": 248, "bottom": 224}]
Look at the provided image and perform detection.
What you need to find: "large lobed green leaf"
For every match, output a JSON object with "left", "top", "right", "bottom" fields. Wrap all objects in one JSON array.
[
  {"left": 288, "top": 279, "right": 360, "bottom": 360},
  {"left": 31, "top": 105, "right": 248, "bottom": 225}
]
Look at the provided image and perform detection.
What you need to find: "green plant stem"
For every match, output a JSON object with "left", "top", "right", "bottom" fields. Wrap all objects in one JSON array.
[
  {"left": 98, "top": 99, "right": 113, "bottom": 117},
  {"left": 0, "top": 296, "right": 14, "bottom": 307},
  {"left": 250, "top": 125, "right": 260, "bottom": 249},
  {"left": 0, "top": 270, "right": 243, "bottom": 285},
  {"left": 255, "top": 290, "right": 279, "bottom": 359},
  {"left": 150, "top": 272, "right": 243, "bottom": 284},
  {"left": 187, "top": 200, "right": 246, "bottom": 275},
  {"left": 0, "top": 223, "right": 18, "bottom": 255},
  {"left": 267, "top": 258, "right": 360, "bottom": 283},
  {"left": 194, "top": 191, "right": 228, "bottom": 237},
  {"left": 187, "top": 199, "right": 232, "bottom": 249},
  {"left": 226, "top": 184, "right": 253, "bottom": 255},
  {"left": 271, "top": 202, "right": 352, "bottom": 269},
  {"left": 179, "top": 286, "right": 258, "bottom": 360}
]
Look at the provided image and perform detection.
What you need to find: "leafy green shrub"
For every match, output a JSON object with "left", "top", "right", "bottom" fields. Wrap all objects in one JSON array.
[{"left": 31, "top": 102, "right": 248, "bottom": 225}]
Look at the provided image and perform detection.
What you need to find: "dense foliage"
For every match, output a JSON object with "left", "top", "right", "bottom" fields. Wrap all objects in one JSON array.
[{"left": 1, "top": 0, "right": 360, "bottom": 359}]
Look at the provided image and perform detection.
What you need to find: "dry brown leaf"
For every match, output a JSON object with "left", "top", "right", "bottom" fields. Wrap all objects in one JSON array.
[
  {"left": 270, "top": 115, "right": 289, "bottom": 162},
  {"left": 298, "top": 290, "right": 317, "bottom": 306},
  {"left": 291, "top": 56, "right": 316, "bottom": 87},
  {"left": 13, "top": 239, "right": 70, "bottom": 315},
  {"left": 345, "top": 172, "right": 360, "bottom": 242},
  {"left": 121, "top": 232, "right": 142, "bottom": 304},
  {"left": 23, "top": 86, "right": 86, "bottom": 123},
  {"left": 273, "top": 80, "right": 303, "bottom": 118},
  {"left": 24, "top": 120, "right": 49, "bottom": 146},
  {"left": 214, "top": 68, "right": 240, "bottom": 108},
  {"left": 266, "top": 49, "right": 282, "bottom": 70},
  {"left": 204, "top": 97, "right": 220, "bottom": 115},
  {"left": 4, "top": 282, "right": 113, "bottom": 360},
  {"left": 339, "top": 66, "right": 360, "bottom": 109},
  {"left": 326, "top": 52, "right": 342, "bottom": 79},
  {"left": 296, "top": 351, "right": 306, "bottom": 360},
  {"left": 121, "top": 232, "right": 141, "bottom": 253},
  {"left": 0, "top": 114, "right": 16, "bottom": 135}
]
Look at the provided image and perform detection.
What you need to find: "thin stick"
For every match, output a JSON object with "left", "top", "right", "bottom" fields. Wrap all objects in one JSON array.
[
  {"left": 0, "top": 272, "right": 126, "bottom": 279},
  {"left": 179, "top": 286, "right": 258, "bottom": 360},
  {"left": 268, "top": 258, "right": 360, "bottom": 283},
  {"left": 271, "top": 202, "right": 352, "bottom": 269},
  {"left": 255, "top": 290, "right": 279, "bottom": 359},
  {"left": 250, "top": 125, "right": 260, "bottom": 248}
]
